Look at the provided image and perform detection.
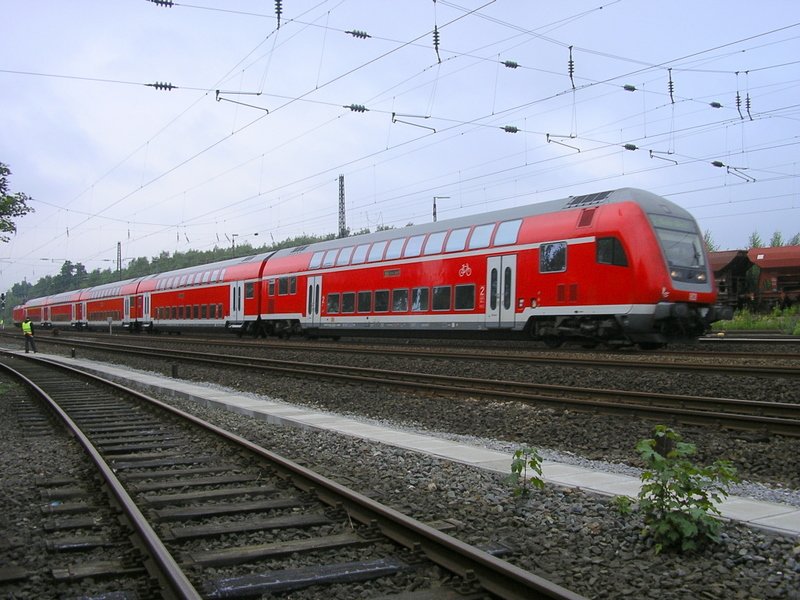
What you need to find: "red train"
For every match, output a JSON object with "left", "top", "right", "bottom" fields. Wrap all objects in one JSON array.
[{"left": 12, "top": 187, "right": 730, "bottom": 348}]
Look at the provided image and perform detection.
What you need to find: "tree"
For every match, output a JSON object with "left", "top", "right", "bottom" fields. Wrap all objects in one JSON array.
[
  {"left": 0, "top": 162, "right": 35, "bottom": 242},
  {"left": 790, "top": 233, "right": 800, "bottom": 246},
  {"left": 770, "top": 231, "right": 784, "bottom": 247},
  {"left": 747, "top": 231, "right": 763, "bottom": 249},
  {"left": 703, "top": 229, "right": 718, "bottom": 252}
]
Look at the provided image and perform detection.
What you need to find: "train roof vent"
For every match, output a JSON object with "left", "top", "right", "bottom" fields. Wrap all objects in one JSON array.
[{"left": 564, "top": 190, "right": 613, "bottom": 208}]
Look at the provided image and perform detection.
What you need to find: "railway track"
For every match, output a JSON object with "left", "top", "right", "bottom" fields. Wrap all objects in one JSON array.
[
  {"left": 0, "top": 352, "right": 585, "bottom": 600},
  {"left": 15, "top": 337, "right": 800, "bottom": 437},
  {"left": 6, "top": 331, "right": 800, "bottom": 377}
]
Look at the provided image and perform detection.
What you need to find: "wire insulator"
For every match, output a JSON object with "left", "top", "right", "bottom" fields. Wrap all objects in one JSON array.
[
  {"left": 745, "top": 93, "right": 753, "bottom": 120},
  {"left": 623, "top": 144, "right": 638, "bottom": 151},
  {"left": 502, "top": 125, "right": 519, "bottom": 133},
  {"left": 667, "top": 68, "right": 674, "bottom": 104},
  {"left": 275, "top": 0, "right": 282, "bottom": 29},
  {"left": 623, "top": 84, "right": 636, "bottom": 92},
  {"left": 344, "top": 104, "right": 368, "bottom": 112},
  {"left": 503, "top": 60, "right": 519, "bottom": 69},
  {"left": 148, "top": 0, "right": 173, "bottom": 6},
  {"left": 735, "top": 91, "right": 743, "bottom": 119},
  {"left": 147, "top": 81, "right": 175, "bottom": 91},
  {"left": 433, "top": 25, "right": 441, "bottom": 63},
  {"left": 568, "top": 46, "right": 575, "bottom": 89},
  {"left": 345, "top": 29, "right": 371, "bottom": 39}
]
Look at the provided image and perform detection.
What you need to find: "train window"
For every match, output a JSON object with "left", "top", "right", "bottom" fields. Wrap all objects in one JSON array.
[
  {"left": 540, "top": 242, "right": 567, "bottom": 273},
  {"left": 445, "top": 228, "right": 470, "bottom": 252},
  {"left": 385, "top": 239, "right": 405, "bottom": 260},
  {"left": 178, "top": 306, "right": 185, "bottom": 319},
  {"left": 596, "top": 237, "right": 628, "bottom": 267},
  {"left": 423, "top": 231, "right": 446, "bottom": 255},
  {"left": 336, "top": 246, "right": 354, "bottom": 266},
  {"left": 209, "top": 304, "right": 216, "bottom": 318},
  {"left": 403, "top": 234, "right": 425, "bottom": 258},
  {"left": 468, "top": 224, "right": 494, "bottom": 249},
  {"left": 357, "top": 291, "right": 372, "bottom": 312},
  {"left": 342, "top": 292, "right": 356, "bottom": 313},
  {"left": 211, "top": 269, "right": 220, "bottom": 282},
  {"left": 374, "top": 290, "right": 390, "bottom": 312},
  {"left": 455, "top": 284, "right": 475, "bottom": 310},
  {"left": 289, "top": 277, "right": 297, "bottom": 294},
  {"left": 411, "top": 288, "right": 429, "bottom": 311},
  {"left": 326, "top": 293, "right": 340, "bottom": 314},
  {"left": 432, "top": 286, "right": 451, "bottom": 311},
  {"left": 218, "top": 303, "right": 223, "bottom": 317},
  {"left": 171, "top": 306, "right": 177, "bottom": 319},
  {"left": 193, "top": 305, "right": 199, "bottom": 319},
  {"left": 351, "top": 244, "right": 370, "bottom": 264},
  {"left": 490, "top": 268, "right": 498, "bottom": 310},
  {"left": 201, "top": 305, "right": 208, "bottom": 319},
  {"left": 279, "top": 277, "right": 288, "bottom": 295},
  {"left": 368, "top": 241, "right": 388, "bottom": 262},
  {"left": 179, "top": 275, "right": 188, "bottom": 287},
  {"left": 268, "top": 279, "right": 275, "bottom": 295},
  {"left": 202, "top": 272, "right": 211, "bottom": 284},
  {"left": 245, "top": 282, "right": 255, "bottom": 299},
  {"left": 392, "top": 289, "right": 409, "bottom": 312},
  {"left": 309, "top": 251, "right": 325, "bottom": 269},
  {"left": 322, "top": 250, "right": 338, "bottom": 268},
  {"left": 494, "top": 219, "right": 522, "bottom": 246},
  {"left": 504, "top": 267, "right": 512, "bottom": 310}
]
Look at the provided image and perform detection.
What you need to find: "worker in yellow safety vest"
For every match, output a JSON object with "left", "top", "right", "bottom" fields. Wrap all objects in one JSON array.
[{"left": 21, "top": 317, "right": 37, "bottom": 353}]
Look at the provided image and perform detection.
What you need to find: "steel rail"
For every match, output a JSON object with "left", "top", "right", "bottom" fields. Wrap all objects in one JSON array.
[
  {"left": 0, "top": 357, "right": 202, "bottom": 599},
  {"left": 22, "top": 340, "right": 800, "bottom": 436},
  {"left": 5, "top": 351, "right": 587, "bottom": 600},
  {"left": 28, "top": 333, "right": 800, "bottom": 378}
]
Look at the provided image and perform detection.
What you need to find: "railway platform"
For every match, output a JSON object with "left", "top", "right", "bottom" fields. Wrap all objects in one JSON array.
[{"left": 21, "top": 350, "right": 800, "bottom": 538}]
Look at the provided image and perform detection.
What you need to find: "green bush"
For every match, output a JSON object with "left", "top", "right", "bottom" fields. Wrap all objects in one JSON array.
[
  {"left": 507, "top": 446, "right": 545, "bottom": 497},
  {"left": 636, "top": 426, "right": 738, "bottom": 554},
  {"left": 712, "top": 306, "right": 799, "bottom": 334}
]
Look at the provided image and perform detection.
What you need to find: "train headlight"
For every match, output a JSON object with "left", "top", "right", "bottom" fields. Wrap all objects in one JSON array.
[{"left": 696, "top": 273, "right": 707, "bottom": 282}]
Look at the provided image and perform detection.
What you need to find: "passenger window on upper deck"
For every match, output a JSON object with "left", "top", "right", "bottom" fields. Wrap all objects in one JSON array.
[
  {"left": 403, "top": 234, "right": 425, "bottom": 258},
  {"left": 445, "top": 228, "right": 470, "bottom": 252},
  {"left": 309, "top": 251, "right": 325, "bottom": 269},
  {"left": 423, "top": 231, "right": 446, "bottom": 255},
  {"left": 494, "top": 219, "right": 522, "bottom": 246},
  {"left": 351, "top": 244, "right": 370, "bottom": 264},
  {"left": 468, "top": 224, "right": 494, "bottom": 249},
  {"left": 211, "top": 269, "right": 220, "bottom": 282},
  {"left": 336, "top": 246, "right": 354, "bottom": 266},
  {"left": 322, "top": 249, "right": 338, "bottom": 268},
  {"left": 385, "top": 238, "right": 405, "bottom": 260},
  {"left": 368, "top": 241, "right": 388, "bottom": 262}
]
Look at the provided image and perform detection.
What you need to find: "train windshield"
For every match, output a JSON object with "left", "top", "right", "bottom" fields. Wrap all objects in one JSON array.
[{"left": 649, "top": 213, "right": 708, "bottom": 282}]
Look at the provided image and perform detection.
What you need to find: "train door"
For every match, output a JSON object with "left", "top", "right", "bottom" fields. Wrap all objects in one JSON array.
[
  {"left": 485, "top": 255, "right": 517, "bottom": 328},
  {"left": 230, "top": 282, "right": 245, "bottom": 322},
  {"left": 307, "top": 276, "right": 322, "bottom": 326},
  {"left": 124, "top": 296, "right": 131, "bottom": 322},
  {"left": 142, "top": 294, "right": 151, "bottom": 323}
]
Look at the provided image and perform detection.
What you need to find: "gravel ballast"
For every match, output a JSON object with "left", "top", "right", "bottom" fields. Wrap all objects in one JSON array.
[{"left": 2, "top": 341, "right": 799, "bottom": 599}]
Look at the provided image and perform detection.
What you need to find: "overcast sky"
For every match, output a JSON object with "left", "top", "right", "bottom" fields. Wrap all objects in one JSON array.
[{"left": 2, "top": 1, "right": 799, "bottom": 292}]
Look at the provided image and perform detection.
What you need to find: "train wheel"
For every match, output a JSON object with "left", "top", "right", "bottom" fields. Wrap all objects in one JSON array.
[{"left": 543, "top": 335, "right": 563, "bottom": 348}]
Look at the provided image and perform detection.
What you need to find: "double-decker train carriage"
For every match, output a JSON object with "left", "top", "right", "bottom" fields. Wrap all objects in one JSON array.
[{"left": 13, "top": 187, "right": 730, "bottom": 348}]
